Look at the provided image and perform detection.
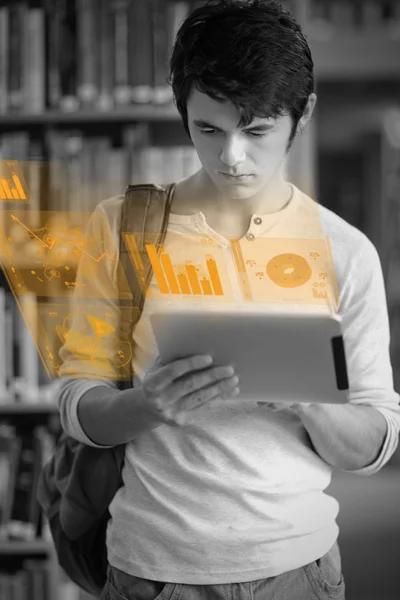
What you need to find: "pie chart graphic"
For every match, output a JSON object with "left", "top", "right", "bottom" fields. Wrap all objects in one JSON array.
[
  {"left": 56, "top": 312, "right": 132, "bottom": 373},
  {"left": 266, "top": 253, "right": 312, "bottom": 288}
]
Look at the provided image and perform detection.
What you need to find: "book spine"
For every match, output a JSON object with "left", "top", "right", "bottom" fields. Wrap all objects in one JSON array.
[
  {"left": 150, "top": 0, "right": 172, "bottom": 104},
  {"left": 94, "top": 136, "right": 112, "bottom": 206},
  {"left": 98, "top": 0, "right": 114, "bottom": 111},
  {"left": 59, "top": 0, "right": 79, "bottom": 112},
  {"left": 44, "top": 0, "right": 61, "bottom": 109},
  {"left": 328, "top": 0, "right": 356, "bottom": 30},
  {"left": 129, "top": 0, "right": 153, "bottom": 104},
  {"left": 0, "top": 288, "right": 7, "bottom": 400},
  {"left": 22, "top": 560, "right": 49, "bottom": 600},
  {"left": 0, "top": 427, "right": 21, "bottom": 531},
  {"left": 26, "top": 135, "right": 44, "bottom": 224},
  {"left": 76, "top": 0, "right": 99, "bottom": 107},
  {"left": 7, "top": 1, "right": 26, "bottom": 112},
  {"left": 111, "top": 0, "right": 132, "bottom": 105},
  {"left": 5, "top": 291, "right": 14, "bottom": 392},
  {"left": 17, "top": 293, "right": 40, "bottom": 403},
  {"left": 361, "top": 0, "right": 383, "bottom": 29},
  {"left": 167, "top": 1, "right": 190, "bottom": 53},
  {"left": 25, "top": 3, "right": 46, "bottom": 114},
  {"left": 64, "top": 130, "right": 83, "bottom": 215},
  {"left": 9, "top": 429, "right": 39, "bottom": 539},
  {"left": 0, "top": 5, "right": 9, "bottom": 115}
]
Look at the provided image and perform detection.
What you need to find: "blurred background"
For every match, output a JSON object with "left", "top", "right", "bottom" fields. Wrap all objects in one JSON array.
[{"left": 0, "top": 0, "right": 399, "bottom": 598}]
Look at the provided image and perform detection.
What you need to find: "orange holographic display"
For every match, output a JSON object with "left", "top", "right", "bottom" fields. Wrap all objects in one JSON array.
[{"left": 123, "top": 232, "right": 339, "bottom": 308}]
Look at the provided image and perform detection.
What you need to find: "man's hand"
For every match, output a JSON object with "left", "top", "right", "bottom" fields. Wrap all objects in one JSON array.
[{"left": 138, "top": 354, "right": 240, "bottom": 428}]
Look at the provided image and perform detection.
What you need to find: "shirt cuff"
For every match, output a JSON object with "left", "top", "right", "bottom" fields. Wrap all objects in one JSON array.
[
  {"left": 341, "top": 407, "right": 400, "bottom": 476},
  {"left": 58, "top": 378, "right": 117, "bottom": 448}
]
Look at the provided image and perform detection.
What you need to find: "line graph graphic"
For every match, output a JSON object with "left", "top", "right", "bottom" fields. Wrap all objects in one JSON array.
[{"left": 0, "top": 210, "right": 127, "bottom": 299}]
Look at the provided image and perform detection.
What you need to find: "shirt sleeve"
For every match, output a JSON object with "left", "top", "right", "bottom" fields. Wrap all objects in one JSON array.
[
  {"left": 337, "top": 231, "right": 400, "bottom": 475},
  {"left": 57, "top": 196, "right": 133, "bottom": 448}
]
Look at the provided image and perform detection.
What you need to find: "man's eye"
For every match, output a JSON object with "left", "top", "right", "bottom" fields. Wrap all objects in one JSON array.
[{"left": 199, "top": 129, "right": 267, "bottom": 137}]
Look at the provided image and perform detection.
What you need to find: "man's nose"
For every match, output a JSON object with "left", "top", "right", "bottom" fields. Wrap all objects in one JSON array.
[{"left": 220, "top": 136, "right": 246, "bottom": 167}]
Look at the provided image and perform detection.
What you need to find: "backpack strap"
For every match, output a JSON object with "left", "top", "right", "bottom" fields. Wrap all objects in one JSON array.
[{"left": 117, "top": 183, "right": 176, "bottom": 388}]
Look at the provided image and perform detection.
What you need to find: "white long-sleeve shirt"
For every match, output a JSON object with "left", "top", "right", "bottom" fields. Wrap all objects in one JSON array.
[{"left": 57, "top": 182, "right": 400, "bottom": 584}]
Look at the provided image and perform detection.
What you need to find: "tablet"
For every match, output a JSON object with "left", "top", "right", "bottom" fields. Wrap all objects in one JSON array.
[{"left": 150, "top": 310, "right": 350, "bottom": 405}]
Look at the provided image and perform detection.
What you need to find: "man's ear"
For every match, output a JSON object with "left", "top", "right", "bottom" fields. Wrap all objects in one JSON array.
[{"left": 299, "top": 93, "right": 317, "bottom": 132}]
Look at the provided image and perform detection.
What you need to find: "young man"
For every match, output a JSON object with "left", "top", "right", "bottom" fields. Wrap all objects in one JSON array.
[{"left": 58, "top": 1, "right": 400, "bottom": 599}]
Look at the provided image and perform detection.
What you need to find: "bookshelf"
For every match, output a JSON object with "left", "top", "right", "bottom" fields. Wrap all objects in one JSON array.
[{"left": 0, "top": 1, "right": 400, "bottom": 599}]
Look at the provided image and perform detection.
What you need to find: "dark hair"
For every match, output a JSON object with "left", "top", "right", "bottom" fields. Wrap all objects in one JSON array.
[{"left": 169, "top": 0, "right": 314, "bottom": 151}]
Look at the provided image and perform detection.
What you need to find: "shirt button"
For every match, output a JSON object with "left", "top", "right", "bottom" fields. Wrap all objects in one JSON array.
[
  {"left": 246, "top": 233, "right": 255, "bottom": 241},
  {"left": 253, "top": 217, "right": 262, "bottom": 225}
]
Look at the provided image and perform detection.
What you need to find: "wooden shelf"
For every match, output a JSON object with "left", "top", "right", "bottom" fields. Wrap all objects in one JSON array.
[
  {"left": 0, "top": 103, "right": 180, "bottom": 127},
  {"left": 0, "top": 539, "right": 54, "bottom": 554},
  {"left": 0, "top": 401, "right": 58, "bottom": 414}
]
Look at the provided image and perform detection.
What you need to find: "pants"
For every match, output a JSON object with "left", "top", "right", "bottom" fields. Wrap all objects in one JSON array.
[{"left": 100, "top": 541, "right": 345, "bottom": 600}]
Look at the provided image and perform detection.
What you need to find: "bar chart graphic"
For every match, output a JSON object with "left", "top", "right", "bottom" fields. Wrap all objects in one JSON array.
[
  {"left": 0, "top": 161, "right": 29, "bottom": 202},
  {"left": 123, "top": 233, "right": 233, "bottom": 301}
]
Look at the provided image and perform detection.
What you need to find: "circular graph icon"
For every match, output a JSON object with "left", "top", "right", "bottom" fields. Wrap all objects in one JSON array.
[{"left": 266, "top": 253, "right": 312, "bottom": 288}]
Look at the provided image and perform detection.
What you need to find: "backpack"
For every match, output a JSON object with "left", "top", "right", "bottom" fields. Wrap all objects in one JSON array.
[{"left": 36, "top": 183, "right": 176, "bottom": 596}]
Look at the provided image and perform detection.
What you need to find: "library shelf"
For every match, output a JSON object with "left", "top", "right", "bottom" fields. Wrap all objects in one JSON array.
[
  {"left": 0, "top": 104, "right": 180, "bottom": 127},
  {"left": 0, "top": 539, "right": 54, "bottom": 554},
  {"left": 0, "top": 402, "right": 58, "bottom": 415}
]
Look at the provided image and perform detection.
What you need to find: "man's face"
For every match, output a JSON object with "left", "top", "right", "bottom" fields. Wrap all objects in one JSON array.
[{"left": 187, "top": 88, "right": 293, "bottom": 200}]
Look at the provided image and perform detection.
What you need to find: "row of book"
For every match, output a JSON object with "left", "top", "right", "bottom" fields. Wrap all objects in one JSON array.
[
  {"left": 0, "top": 286, "right": 53, "bottom": 404},
  {"left": 0, "top": 0, "right": 203, "bottom": 115},
  {"left": 306, "top": 0, "right": 400, "bottom": 31},
  {"left": 0, "top": 560, "right": 51, "bottom": 600},
  {"left": 0, "top": 126, "right": 202, "bottom": 214},
  {"left": 0, "top": 422, "right": 56, "bottom": 541}
]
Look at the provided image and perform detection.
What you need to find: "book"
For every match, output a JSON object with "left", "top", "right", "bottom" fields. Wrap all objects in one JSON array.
[
  {"left": 22, "top": 559, "right": 49, "bottom": 600},
  {"left": 129, "top": 0, "right": 153, "bottom": 104},
  {"left": 15, "top": 293, "right": 40, "bottom": 403},
  {"left": 0, "top": 424, "right": 21, "bottom": 536},
  {"left": 23, "top": 1, "right": 45, "bottom": 114},
  {"left": 328, "top": 0, "right": 356, "bottom": 30},
  {"left": 7, "top": 1, "right": 26, "bottom": 112},
  {"left": 44, "top": 0, "right": 61, "bottom": 109},
  {"left": 0, "top": 3, "right": 9, "bottom": 115},
  {"left": 8, "top": 427, "right": 43, "bottom": 540},
  {"left": 111, "top": 0, "right": 132, "bottom": 105},
  {"left": 63, "top": 130, "right": 84, "bottom": 214},
  {"left": 151, "top": 0, "right": 173, "bottom": 104},
  {"left": 58, "top": 0, "right": 79, "bottom": 112},
  {"left": 25, "top": 134, "right": 45, "bottom": 225},
  {"left": 98, "top": 0, "right": 114, "bottom": 111},
  {"left": 76, "top": 0, "right": 99, "bottom": 107},
  {"left": 5, "top": 290, "right": 14, "bottom": 392},
  {"left": 0, "top": 288, "right": 7, "bottom": 399}
]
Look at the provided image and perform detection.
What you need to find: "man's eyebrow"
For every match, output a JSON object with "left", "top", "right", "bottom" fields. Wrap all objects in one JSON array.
[{"left": 193, "top": 119, "right": 274, "bottom": 131}]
